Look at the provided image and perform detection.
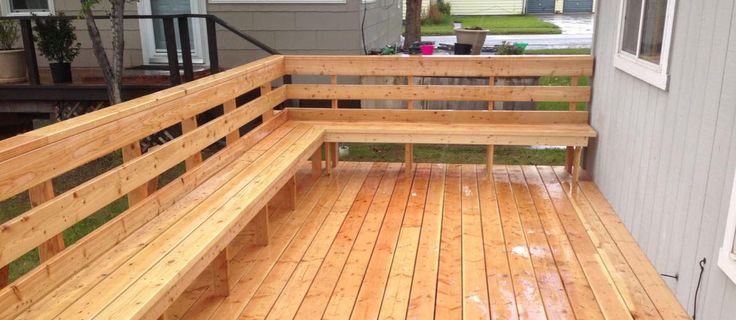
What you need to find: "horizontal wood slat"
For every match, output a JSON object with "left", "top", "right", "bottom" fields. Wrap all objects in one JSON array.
[
  {"left": 287, "top": 108, "right": 590, "bottom": 124},
  {"left": 286, "top": 84, "right": 590, "bottom": 103},
  {"left": 0, "top": 57, "right": 284, "bottom": 201},
  {"left": 0, "top": 88, "right": 287, "bottom": 268},
  {"left": 0, "top": 55, "right": 284, "bottom": 164},
  {"left": 284, "top": 55, "right": 594, "bottom": 77}
]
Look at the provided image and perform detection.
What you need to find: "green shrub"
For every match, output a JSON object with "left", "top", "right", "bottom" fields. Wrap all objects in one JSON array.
[
  {"left": 0, "top": 20, "right": 19, "bottom": 50},
  {"left": 33, "top": 13, "right": 81, "bottom": 63}
]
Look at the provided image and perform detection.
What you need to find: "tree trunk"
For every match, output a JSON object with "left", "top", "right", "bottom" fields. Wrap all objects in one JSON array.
[
  {"left": 81, "top": 0, "right": 124, "bottom": 104},
  {"left": 110, "top": 0, "right": 124, "bottom": 104},
  {"left": 403, "top": 0, "right": 422, "bottom": 50}
]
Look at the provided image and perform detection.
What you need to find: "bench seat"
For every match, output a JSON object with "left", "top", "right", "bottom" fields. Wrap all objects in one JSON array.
[{"left": 8, "top": 120, "right": 323, "bottom": 320}]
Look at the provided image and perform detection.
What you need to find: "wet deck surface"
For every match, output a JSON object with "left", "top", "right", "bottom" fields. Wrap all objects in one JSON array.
[{"left": 167, "top": 161, "right": 687, "bottom": 319}]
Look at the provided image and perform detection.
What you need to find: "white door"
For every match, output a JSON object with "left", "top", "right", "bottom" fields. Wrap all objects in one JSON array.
[{"left": 137, "top": 0, "right": 208, "bottom": 65}]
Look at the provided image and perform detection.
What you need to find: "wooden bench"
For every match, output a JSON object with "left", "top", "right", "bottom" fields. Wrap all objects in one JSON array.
[
  {"left": 0, "top": 54, "right": 595, "bottom": 320},
  {"left": 0, "top": 56, "right": 326, "bottom": 320}
]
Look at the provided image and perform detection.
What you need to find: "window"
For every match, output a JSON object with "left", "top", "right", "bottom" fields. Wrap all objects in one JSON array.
[
  {"left": 719, "top": 170, "right": 736, "bottom": 284},
  {"left": 614, "top": 0, "right": 676, "bottom": 90},
  {"left": 1, "top": 0, "right": 53, "bottom": 15}
]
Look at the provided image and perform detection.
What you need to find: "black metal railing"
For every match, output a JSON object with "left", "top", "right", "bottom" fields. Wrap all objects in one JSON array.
[{"left": 0, "top": 14, "right": 281, "bottom": 88}]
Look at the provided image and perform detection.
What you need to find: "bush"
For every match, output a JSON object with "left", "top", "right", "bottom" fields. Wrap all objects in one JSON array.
[
  {"left": 33, "top": 13, "right": 81, "bottom": 63},
  {"left": 496, "top": 41, "right": 525, "bottom": 55},
  {"left": 0, "top": 20, "right": 19, "bottom": 50}
]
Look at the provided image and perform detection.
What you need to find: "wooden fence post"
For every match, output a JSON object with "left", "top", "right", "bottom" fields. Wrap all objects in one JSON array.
[
  {"left": 487, "top": 76, "right": 495, "bottom": 174},
  {"left": 405, "top": 75, "right": 415, "bottom": 170},
  {"left": 29, "top": 180, "right": 65, "bottom": 262},
  {"left": 565, "top": 76, "right": 580, "bottom": 173},
  {"left": 328, "top": 75, "right": 339, "bottom": 169}
]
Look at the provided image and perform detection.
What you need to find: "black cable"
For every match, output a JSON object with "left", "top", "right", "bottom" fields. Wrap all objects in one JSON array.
[
  {"left": 692, "top": 257, "right": 706, "bottom": 320},
  {"left": 660, "top": 273, "right": 678, "bottom": 280},
  {"left": 361, "top": 0, "right": 368, "bottom": 55}
]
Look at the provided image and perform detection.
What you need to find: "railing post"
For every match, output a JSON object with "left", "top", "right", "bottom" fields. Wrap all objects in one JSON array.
[
  {"left": 565, "top": 76, "right": 580, "bottom": 173},
  {"left": 206, "top": 17, "right": 219, "bottom": 75},
  {"left": 177, "top": 17, "right": 194, "bottom": 82},
  {"left": 20, "top": 19, "right": 40, "bottom": 85},
  {"left": 162, "top": 17, "right": 181, "bottom": 85}
]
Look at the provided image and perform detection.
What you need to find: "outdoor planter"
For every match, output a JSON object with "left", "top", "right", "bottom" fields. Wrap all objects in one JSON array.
[
  {"left": 454, "top": 27, "right": 488, "bottom": 55},
  {"left": 50, "top": 62, "right": 72, "bottom": 84},
  {"left": 0, "top": 49, "right": 27, "bottom": 83}
]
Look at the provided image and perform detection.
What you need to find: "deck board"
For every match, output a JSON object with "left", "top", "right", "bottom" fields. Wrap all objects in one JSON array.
[{"left": 169, "top": 162, "right": 688, "bottom": 320}]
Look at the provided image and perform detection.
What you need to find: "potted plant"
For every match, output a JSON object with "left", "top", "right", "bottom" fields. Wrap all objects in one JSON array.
[
  {"left": 495, "top": 41, "right": 538, "bottom": 110},
  {"left": 0, "top": 20, "right": 27, "bottom": 84},
  {"left": 454, "top": 26, "right": 488, "bottom": 55},
  {"left": 34, "top": 13, "right": 81, "bottom": 83}
]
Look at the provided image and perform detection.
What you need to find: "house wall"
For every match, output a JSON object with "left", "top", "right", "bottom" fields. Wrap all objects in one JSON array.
[
  {"left": 401, "top": 0, "right": 524, "bottom": 18},
  {"left": 46, "top": 0, "right": 400, "bottom": 69},
  {"left": 588, "top": 0, "right": 736, "bottom": 318}
]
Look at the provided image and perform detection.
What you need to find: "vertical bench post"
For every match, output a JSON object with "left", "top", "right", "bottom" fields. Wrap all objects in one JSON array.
[
  {"left": 486, "top": 76, "right": 496, "bottom": 175},
  {"left": 212, "top": 248, "right": 231, "bottom": 297},
  {"left": 328, "top": 75, "right": 339, "bottom": 169},
  {"left": 311, "top": 146, "right": 322, "bottom": 176},
  {"left": 405, "top": 75, "right": 414, "bottom": 169},
  {"left": 122, "top": 142, "right": 150, "bottom": 205},
  {"left": 253, "top": 207, "right": 270, "bottom": 246},
  {"left": 29, "top": 180, "right": 65, "bottom": 261},
  {"left": 565, "top": 76, "right": 580, "bottom": 173},
  {"left": 572, "top": 146, "right": 583, "bottom": 185},
  {"left": 261, "top": 82, "right": 274, "bottom": 121},
  {"left": 223, "top": 99, "right": 240, "bottom": 145},
  {"left": 181, "top": 117, "right": 203, "bottom": 170}
]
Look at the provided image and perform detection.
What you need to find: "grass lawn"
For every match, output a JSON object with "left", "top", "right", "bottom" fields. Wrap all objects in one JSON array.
[
  {"left": 342, "top": 144, "right": 564, "bottom": 165},
  {"left": 525, "top": 48, "right": 592, "bottom": 55},
  {"left": 421, "top": 15, "right": 561, "bottom": 36},
  {"left": 537, "top": 75, "right": 590, "bottom": 111}
]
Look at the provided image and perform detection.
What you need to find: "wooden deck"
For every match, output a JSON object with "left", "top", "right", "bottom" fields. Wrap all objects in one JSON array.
[{"left": 167, "top": 161, "right": 687, "bottom": 320}]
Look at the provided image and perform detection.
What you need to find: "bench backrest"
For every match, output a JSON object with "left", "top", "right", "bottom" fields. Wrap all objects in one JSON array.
[
  {"left": 283, "top": 55, "right": 593, "bottom": 106},
  {"left": 0, "top": 55, "right": 285, "bottom": 292}
]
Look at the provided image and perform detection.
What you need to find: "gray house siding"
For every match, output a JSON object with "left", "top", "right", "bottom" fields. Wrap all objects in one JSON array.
[
  {"left": 588, "top": 0, "right": 736, "bottom": 318},
  {"left": 48, "top": 0, "right": 399, "bottom": 69}
]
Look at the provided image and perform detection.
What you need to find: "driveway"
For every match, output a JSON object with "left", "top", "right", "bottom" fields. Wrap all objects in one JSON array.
[{"left": 422, "top": 14, "right": 594, "bottom": 50}]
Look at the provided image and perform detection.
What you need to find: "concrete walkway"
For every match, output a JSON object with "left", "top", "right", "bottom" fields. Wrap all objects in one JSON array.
[{"left": 422, "top": 14, "right": 594, "bottom": 50}]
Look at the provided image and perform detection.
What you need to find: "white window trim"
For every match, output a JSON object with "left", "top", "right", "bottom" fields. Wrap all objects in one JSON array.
[
  {"left": 137, "top": 0, "right": 209, "bottom": 66},
  {"left": 0, "top": 0, "right": 54, "bottom": 16},
  {"left": 719, "top": 170, "right": 736, "bottom": 285},
  {"left": 613, "top": 0, "right": 677, "bottom": 91},
  {"left": 209, "top": 0, "right": 345, "bottom": 4}
]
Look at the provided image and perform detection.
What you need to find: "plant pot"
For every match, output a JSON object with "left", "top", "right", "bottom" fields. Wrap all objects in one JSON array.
[
  {"left": 453, "top": 43, "right": 472, "bottom": 55},
  {"left": 50, "top": 62, "right": 72, "bottom": 84},
  {"left": 454, "top": 28, "right": 488, "bottom": 55},
  {"left": 0, "top": 49, "right": 27, "bottom": 84}
]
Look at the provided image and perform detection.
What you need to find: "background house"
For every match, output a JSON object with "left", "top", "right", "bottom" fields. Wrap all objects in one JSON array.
[
  {"left": 589, "top": 0, "right": 736, "bottom": 318},
  {"left": 0, "top": 0, "right": 401, "bottom": 69},
  {"left": 402, "top": 0, "right": 595, "bottom": 16}
]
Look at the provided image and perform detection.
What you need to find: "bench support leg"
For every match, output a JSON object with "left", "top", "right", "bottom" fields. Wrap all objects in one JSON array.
[
  {"left": 572, "top": 146, "right": 583, "bottom": 185},
  {"left": 254, "top": 207, "right": 270, "bottom": 246},
  {"left": 565, "top": 146, "right": 574, "bottom": 173},
  {"left": 325, "top": 143, "right": 333, "bottom": 176},
  {"left": 311, "top": 147, "right": 322, "bottom": 176},
  {"left": 405, "top": 144, "right": 413, "bottom": 170},
  {"left": 329, "top": 142, "right": 338, "bottom": 168},
  {"left": 212, "top": 248, "right": 231, "bottom": 297},
  {"left": 486, "top": 145, "right": 494, "bottom": 175},
  {"left": 284, "top": 176, "right": 297, "bottom": 210}
]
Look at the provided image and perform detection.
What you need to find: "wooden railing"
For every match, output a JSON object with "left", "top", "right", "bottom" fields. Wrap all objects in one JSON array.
[
  {"left": 0, "top": 56, "right": 284, "bottom": 293},
  {"left": 0, "top": 54, "right": 593, "bottom": 295},
  {"left": 283, "top": 54, "right": 593, "bottom": 172}
]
